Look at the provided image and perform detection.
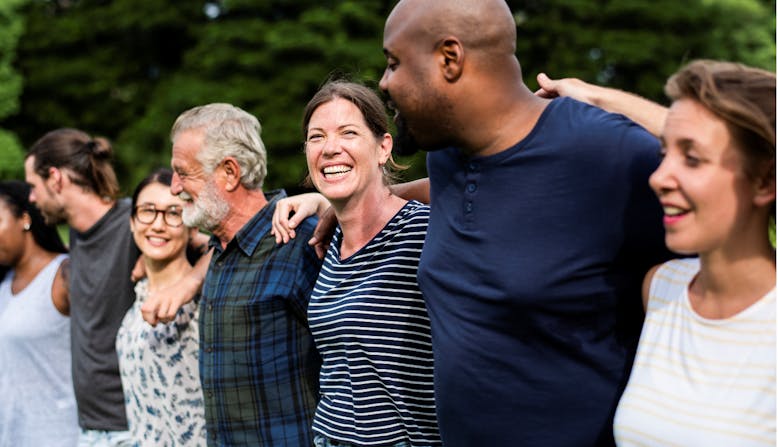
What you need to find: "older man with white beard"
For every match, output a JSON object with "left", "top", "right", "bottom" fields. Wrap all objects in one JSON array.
[{"left": 142, "top": 103, "right": 323, "bottom": 447}]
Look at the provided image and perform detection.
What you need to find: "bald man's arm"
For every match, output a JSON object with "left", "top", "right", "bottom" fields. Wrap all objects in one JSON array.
[
  {"left": 535, "top": 73, "right": 668, "bottom": 137},
  {"left": 390, "top": 178, "right": 430, "bottom": 205}
]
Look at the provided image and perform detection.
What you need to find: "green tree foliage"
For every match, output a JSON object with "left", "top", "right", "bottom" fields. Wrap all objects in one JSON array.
[
  {"left": 8, "top": 0, "right": 202, "bottom": 191},
  {"left": 0, "top": 0, "right": 27, "bottom": 180},
  {"left": 2, "top": 0, "right": 774, "bottom": 192},
  {"left": 512, "top": 0, "right": 776, "bottom": 103},
  {"left": 116, "top": 0, "right": 408, "bottom": 191}
]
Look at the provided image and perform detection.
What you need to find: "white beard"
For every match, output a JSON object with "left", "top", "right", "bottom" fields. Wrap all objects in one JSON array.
[{"left": 180, "top": 179, "right": 229, "bottom": 232}]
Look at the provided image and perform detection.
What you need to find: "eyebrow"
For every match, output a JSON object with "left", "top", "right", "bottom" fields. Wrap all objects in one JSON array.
[
  {"left": 138, "top": 202, "right": 181, "bottom": 209},
  {"left": 676, "top": 138, "right": 695, "bottom": 151},
  {"left": 308, "top": 123, "right": 361, "bottom": 134}
]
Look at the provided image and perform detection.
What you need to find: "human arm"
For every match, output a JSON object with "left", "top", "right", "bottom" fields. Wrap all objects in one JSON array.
[
  {"left": 535, "top": 73, "right": 668, "bottom": 137},
  {"left": 306, "top": 178, "right": 430, "bottom": 258},
  {"left": 51, "top": 258, "right": 70, "bottom": 316},
  {"left": 641, "top": 264, "right": 662, "bottom": 312},
  {"left": 390, "top": 177, "right": 430, "bottom": 205},
  {"left": 271, "top": 192, "right": 331, "bottom": 244},
  {"left": 140, "top": 247, "right": 212, "bottom": 326}
]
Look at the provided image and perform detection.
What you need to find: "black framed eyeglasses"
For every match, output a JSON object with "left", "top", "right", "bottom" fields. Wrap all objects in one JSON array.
[{"left": 134, "top": 205, "right": 184, "bottom": 227}]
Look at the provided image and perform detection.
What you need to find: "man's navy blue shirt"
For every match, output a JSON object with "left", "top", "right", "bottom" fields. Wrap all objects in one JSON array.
[{"left": 418, "top": 98, "right": 671, "bottom": 447}]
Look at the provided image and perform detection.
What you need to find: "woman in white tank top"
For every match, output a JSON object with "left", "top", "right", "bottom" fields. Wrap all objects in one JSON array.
[
  {"left": 612, "top": 61, "right": 776, "bottom": 446},
  {"left": 0, "top": 180, "right": 76, "bottom": 446}
]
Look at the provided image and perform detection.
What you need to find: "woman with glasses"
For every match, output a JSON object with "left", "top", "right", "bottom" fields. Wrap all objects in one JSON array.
[{"left": 115, "top": 168, "right": 206, "bottom": 446}]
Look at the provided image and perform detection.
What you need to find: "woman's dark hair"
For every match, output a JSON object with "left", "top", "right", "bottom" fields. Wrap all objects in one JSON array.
[
  {"left": 27, "top": 128, "right": 120, "bottom": 200},
  {"left": 302, "top": 79, "right": 407, "bottom": 185},
  {"left": 131, "top": 168, "right": 174, "bottom": 215},
  {"left": 130, "top": 168, "right": 201, "bottom": 265},
  {"left": 0, "top": 180, "right": 67, "bottom": 254}
]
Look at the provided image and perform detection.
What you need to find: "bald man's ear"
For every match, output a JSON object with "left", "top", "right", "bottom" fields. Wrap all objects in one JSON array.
[{"left": 439, "top": 37, "right": 464, "bottom": 82}]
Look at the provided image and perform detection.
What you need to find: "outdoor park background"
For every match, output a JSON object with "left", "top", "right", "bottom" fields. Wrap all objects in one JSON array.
[{"left": 0, "top": 0, "right": 775, "bottom": 196}]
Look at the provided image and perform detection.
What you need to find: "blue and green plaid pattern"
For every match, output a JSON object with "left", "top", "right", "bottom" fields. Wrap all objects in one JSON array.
[{"left": 199, "top": 190, "right": 323, "bottom": 446}]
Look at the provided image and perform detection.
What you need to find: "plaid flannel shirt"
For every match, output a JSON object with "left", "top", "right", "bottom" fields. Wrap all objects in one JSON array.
[{"left": 200, "top": 190, "right": 323, "bottom": 446}]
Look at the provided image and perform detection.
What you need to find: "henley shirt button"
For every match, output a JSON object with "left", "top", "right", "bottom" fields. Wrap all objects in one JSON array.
[
  {"left": 207, "top": 304, "right": 213, "bottom": 311},
  {"left": 468, "top": 162, "right": 478, "bottom": 172},
  {"left": 465, "top": 202, "right": 473, "bottom": 213},
  {"left": 206, "top": 347, "right": 212, "bottom": 353},
  {"left": 466, "top": 183, "right": 476, "bottom": 193}
]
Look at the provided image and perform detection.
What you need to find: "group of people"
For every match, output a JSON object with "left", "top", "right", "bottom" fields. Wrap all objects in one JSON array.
[{"left": 0, "top": 0, "right": 774, "bottom": 446}]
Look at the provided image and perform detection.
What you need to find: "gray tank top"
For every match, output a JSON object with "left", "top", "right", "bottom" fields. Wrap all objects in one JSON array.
[{"left": 0, "top": 254, "right": 79, "bottom": 446}]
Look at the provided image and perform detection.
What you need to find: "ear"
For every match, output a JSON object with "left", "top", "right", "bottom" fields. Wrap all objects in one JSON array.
[
  {"left": 439, "top": 36, "right": 464, "bottom": 82},
  {"left": 48, "top": 167, "right": 64, "bottom": 193},
  {"left": 129, "top": 216, "right": 136, "bottom": 233},
  {"left": 378, "top": 133, "right": 393, "bottom": 165},
  {"left": 220, "top": 157, "right": 242, "bottom": 192},
  {"left": 21, "top": 212, "right": 32, "bottom": 232},
  {"left": 753, "top": 171, "right": 776, "bottom": 207}
]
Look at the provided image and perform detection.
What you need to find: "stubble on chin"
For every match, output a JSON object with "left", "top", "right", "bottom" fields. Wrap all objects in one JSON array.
[
  {"left": 41, "top": 207, "right": 67, "bottom": 226},
  {"left": 393, "top": 115, "right": 422, "bottom": 156}
]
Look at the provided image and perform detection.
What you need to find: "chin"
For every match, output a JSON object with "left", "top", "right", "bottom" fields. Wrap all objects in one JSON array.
[
  {"left": 664, "top": 237, "right": 701, "bottom": 256},
  {"left": 144, "top": 251, "right": 181, "bottom": 264}
]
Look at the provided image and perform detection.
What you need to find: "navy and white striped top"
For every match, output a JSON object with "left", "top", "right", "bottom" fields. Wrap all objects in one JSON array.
[{"left": 308, "top": 200, "right": 441, "bottom": 446}]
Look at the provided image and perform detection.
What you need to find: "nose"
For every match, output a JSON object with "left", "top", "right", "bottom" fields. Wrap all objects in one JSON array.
[
  {"left": 28, "top": 189, "right": 36, "bottom": 204},
  {"left": 379, "top": 69, "right": 389, "bottom": 93},
  {"left": 648, "top": 156, "right": 677, "bottom": 197},
  {"left": 321, "top": 135, "right": 341, "bottom": 157},
  {"left": 170, "top": 172, "right": 183, "bottom": 195},
  {"left": 150, "top": 210, "right": 166, "bottom": 229}
]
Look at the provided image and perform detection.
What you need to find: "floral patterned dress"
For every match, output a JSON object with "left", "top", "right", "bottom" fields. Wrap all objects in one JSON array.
[{"left": 116, "top": 279, "right": 206, "bottom": 446}]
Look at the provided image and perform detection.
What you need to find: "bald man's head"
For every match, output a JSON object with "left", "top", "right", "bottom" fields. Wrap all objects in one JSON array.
[{"left": 386, "top": 0, "right": 517, "bottom": 59}]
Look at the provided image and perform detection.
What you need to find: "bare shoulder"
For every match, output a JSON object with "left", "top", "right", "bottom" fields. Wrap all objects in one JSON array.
[{"left": 51, "top": 258, "right": 71, "bottom": 316}]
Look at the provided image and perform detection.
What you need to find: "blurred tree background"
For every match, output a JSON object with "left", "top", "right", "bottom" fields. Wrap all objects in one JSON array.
[{"left": 0, "top": 0, "right": 774, "bottom": 194}]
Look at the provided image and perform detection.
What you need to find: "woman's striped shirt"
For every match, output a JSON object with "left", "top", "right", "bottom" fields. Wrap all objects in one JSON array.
[{"left": 308, "top": 200, "right": 441, "bottom": 446}]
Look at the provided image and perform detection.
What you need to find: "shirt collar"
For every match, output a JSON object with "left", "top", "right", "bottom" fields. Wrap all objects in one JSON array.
[{"left": 208, "top": 189, "right": 287, "bottom": 257}]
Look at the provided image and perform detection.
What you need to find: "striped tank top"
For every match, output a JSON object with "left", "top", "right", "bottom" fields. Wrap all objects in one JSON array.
[{"left": 614, "top": 258, "right": 775, "bottom": 446}]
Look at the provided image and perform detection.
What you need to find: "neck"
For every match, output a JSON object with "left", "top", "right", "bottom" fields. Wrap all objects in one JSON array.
[
  {"left": 691, "top": 233, "right": 775, "bottom": 319},
  {"left": 11, "top": 239, "right": 57, "bottom": 292},
  {"left": 66, "top": 190, "right": 116, "bottom": 233},
  {"left": 333, "top": 185, "right": 406, "bottom": 259},
  {"left": 456, "top": 67, "right": 549, "bottom": 157},
  {"left": 144, "top": 255, "right": 193, "bottom": 292},
  {"left": 214, "top": 188, "right": 268, "bottom": 248}
]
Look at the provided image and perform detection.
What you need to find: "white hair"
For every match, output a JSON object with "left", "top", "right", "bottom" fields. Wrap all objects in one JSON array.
[{"left": 171, "top": 103, "right": 267, "bottom": 189}]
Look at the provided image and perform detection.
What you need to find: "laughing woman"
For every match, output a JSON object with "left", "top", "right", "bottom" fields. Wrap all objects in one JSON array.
[
  {"left": 611, "top": 61, "right": 776, "bottom": 446},
  {"left": 115, "top": 168, "right": 206, "bottom": 446},
  {"left": 273, "top": 81, "right": 441, "bottom": 447}
]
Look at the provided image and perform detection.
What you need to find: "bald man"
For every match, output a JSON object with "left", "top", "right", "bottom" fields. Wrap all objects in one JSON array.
[{"left": 378, "top": 1, "right": 671, "bottom": 445}]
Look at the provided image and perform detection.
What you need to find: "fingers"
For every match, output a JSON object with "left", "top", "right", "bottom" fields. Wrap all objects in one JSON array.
[
  {"left": 314, "top": 241, "right": 327, "bottom": 260},
  {"left": 535, "top": 72, "right": 558, "bottom": 98},
  {"left": 131, "top": 255, "right": 146, "bottom": 282},
  {"left": 310, "top": 206, "right": 336, "bottom": 259},
  {"left": 140, "top": 299, "right": 160, "bottom": 327},
  {"left": 157, "top": 300, "right": 180, "bottom": 324},
  {"left": 271, "top": 200, "right": 295, "bottom": 244},
  {"left": 140, "top": 292, "right": 181, "bottom": 326}
]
